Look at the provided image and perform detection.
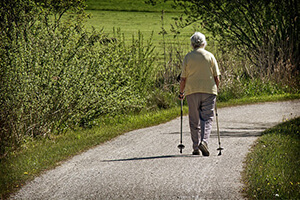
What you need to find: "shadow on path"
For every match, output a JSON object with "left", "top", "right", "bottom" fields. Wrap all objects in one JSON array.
[
  {"left": 101, "top": 154, "right": 196, "bottom": 162},
  {"left": 167, "top": 130, "right": 263, "bottom": 138}
]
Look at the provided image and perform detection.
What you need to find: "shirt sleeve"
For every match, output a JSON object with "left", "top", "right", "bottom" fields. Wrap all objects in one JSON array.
[
  {"left": 211, "top": 55, "right": 221, "bottom": 76},
  {"left": 181, "top": 56, "right": 188, "bottom": 78}
]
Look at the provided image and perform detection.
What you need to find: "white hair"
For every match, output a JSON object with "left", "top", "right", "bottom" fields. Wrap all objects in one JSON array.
[{"left": 190, "top": 32, "right": 207, "bottom": 48}]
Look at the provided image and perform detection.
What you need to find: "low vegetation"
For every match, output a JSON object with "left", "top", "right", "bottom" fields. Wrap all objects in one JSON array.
[
  {"left": 0, "top": 106, "right": 185, "bottom": 199},
  {"left": 243, "top": 117, "right": 300, "bottom": 199}
]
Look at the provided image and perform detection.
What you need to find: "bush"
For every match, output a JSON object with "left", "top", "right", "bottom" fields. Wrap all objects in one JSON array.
[{"left": 0, "top": 1, "right": 156, "bottom": 158}]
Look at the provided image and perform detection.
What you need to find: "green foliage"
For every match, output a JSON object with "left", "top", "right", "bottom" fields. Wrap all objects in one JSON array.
[
  {"left": 244, "top": 117, "right": 300, "bottom": 199},
  {"left": 173, "top": 0, "right": 299, "bottom": 66},
  {"left": 149, "top": 0, "right": 299, "bottom": 91},
  {"left": 218, "top": 78, "right": 288, "bottom": 102},
  {"left": 146, "top": 88, "right": 178, "bottom": 110},
  {"left": 0, "top": 0, "right": 157, "bottom": 158}
]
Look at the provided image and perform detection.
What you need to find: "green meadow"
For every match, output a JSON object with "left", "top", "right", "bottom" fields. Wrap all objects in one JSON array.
[
  {"left": 85, "top": 0, "right": 176, "bottom": 12},
  {"left": 83, "top": 0, "right": 209, "bottom": 54},
  {"left": 84, "top": 10, "right": 193, "bottom": 42}
]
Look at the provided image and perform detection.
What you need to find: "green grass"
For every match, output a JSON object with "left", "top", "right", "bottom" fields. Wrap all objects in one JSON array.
[
  {"left": 243, "top": 117, "right": 300, "bottom": 199},
  {"left": 0, "top": 106, "right": 187, "bottom": 199},
  {"left": 82, "top": 9, "right": 217, "bottom": 67},
  {"left": 83, "top": 1, "right": 213, "bottom": 57},
  {"left": 85, "top": 0, "right": 177, "bottom": 12},
  {"left": 84, "top": 0, "right": 187, "bottom": 41},
  {"left": 1, "top": 94, "right": 299, "bottom": 199},
  {"left": 83, "top": 10, "right": 197, "bottom": 53},
  {"left": 218, "top": 93, "right": 300, "bottom": 107}
]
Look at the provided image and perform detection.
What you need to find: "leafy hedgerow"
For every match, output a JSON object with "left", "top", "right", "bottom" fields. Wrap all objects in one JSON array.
[{"left": 0, "top": 0, "right": 156, "bottom": 158}]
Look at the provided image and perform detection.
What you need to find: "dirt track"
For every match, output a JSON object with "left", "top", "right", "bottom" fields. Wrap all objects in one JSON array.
[{"left": 10, "top": 100, "right": 300, "bottom": 200}]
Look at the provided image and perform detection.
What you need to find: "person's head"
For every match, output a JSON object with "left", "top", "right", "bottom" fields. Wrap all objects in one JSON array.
[{"left": 190, "top": 32, "right": 207, "bottom": 49}]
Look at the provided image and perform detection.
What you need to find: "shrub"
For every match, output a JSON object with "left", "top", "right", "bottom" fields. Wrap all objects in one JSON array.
[{"left": 0, "top": 1, "right": 156, "bottom": 158}]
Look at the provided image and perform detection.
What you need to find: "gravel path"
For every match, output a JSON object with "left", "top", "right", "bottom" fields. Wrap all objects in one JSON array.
[{"left": 10, "top": 100, "right": 300, "bottom": 200}]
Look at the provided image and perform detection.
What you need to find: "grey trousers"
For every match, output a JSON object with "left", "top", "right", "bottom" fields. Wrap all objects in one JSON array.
[{"left": 186, "top": 93, "right": 216, "bottom": 150}]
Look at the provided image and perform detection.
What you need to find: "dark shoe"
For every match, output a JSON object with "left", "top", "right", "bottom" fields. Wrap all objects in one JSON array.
[
  {"left": 199, "top": 141, "right": 210, "bottom": 156},
  {"left": 192, "top": 150, "right": 200, "bottom": 155}
]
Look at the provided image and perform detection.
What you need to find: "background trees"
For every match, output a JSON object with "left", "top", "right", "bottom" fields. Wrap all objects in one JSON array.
[{"left": 149, "top": 0, "right": 299, "bottom": 88}]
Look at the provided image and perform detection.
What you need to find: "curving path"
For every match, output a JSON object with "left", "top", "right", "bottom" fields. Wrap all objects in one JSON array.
[{"left": 10, "top": 100, "right": 300, "bottom": 200}]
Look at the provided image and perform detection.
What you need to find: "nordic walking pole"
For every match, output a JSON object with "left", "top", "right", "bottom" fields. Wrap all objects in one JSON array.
[
  {"left": 178, "top": 98, "right": 185, "bottom": 153},
  {"left": 215, "top": 101, "right": 224, "bottom": 156}
]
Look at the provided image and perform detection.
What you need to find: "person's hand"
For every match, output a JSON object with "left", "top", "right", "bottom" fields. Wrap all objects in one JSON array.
[{"left": 178, "top": 92, "right": 184, "bottom": 100}]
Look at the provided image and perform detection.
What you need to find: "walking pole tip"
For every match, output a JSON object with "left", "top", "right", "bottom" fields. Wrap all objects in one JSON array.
[
  {"left": 178, "top": 144, "right": 185, "bottom": 154},
  {"left": 217, "top": 147, "right": 224, "bottom": 156}
]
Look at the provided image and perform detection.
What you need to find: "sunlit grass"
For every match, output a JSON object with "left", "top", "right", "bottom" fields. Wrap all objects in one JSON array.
[
  {"left": 0, "top": 106, "right": 185, "bottom": 199},
  {"left": 83, "top": 0, "right": 192, "bottom": 50},
  {"left": 83, "top": 10, "right": 195, "bottom": 52},
  {"left": 243, "top": 117, "right": 300, "bottom": 199},
  {"left": 219, "top": 93, "right": 300, "bottom": 107},
  {"left": 85, "top": 0, "right": 177, "bottom": 12}
]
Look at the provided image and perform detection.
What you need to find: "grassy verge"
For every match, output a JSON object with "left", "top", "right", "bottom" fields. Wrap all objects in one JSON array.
[
  {"left": 0, "top": 106, "right": 186, "bottom": 199},
  {"left": 243, "top": 117, "right": 300, "bottom": 199},
  {"left": 218, "top": 93, "right": 300, "bottom": 107},
  {"left": 1, "top": 93, "right": 299, "bottom": 199}
]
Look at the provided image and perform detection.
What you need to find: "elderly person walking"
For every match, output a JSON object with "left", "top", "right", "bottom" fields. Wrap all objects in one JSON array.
[{"left": 179, "top": 32, "right": 221, "bottom": 156}]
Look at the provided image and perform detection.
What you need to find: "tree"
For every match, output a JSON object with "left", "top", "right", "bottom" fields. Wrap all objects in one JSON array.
[{"left": 147, "top": 0, "right": 299, "bottom": 79}]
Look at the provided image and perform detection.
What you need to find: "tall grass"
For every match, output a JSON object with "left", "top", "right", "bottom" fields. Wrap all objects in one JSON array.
[{"left": 214, "top": 47, "right": 299, "bottom": 102}]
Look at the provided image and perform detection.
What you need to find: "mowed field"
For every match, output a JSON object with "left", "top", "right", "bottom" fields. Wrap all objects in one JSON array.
[
  {"left": 84, "top": 0, "right": 209, "bottom": 54},
  {"left": 86, "top": 0, "right": 176, "bottom": 11}
]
